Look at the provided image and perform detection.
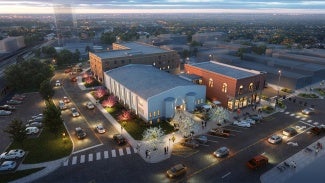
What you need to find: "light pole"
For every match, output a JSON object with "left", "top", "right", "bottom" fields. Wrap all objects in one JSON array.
[{"left": 277, "top": 70, "right": 282, "bottom": 97}]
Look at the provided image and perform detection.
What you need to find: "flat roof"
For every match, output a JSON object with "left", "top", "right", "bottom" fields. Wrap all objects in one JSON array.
[
  {"left": 94, "top": 42, "right": 170, "bottom": 59},
  {"left": 105, "top": 64, "right": 197, "bottom": 100},
  {"left": 190, "top": 61, "right": 261, "bottom": 79}
]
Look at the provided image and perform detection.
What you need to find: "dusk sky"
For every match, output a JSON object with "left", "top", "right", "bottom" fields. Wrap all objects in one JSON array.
[{"left": 0, "top": 0, "right": 324, "bottom": 14}]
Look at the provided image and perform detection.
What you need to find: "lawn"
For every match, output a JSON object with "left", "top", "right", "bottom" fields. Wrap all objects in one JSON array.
[
  {"left": 105, "top": 103, "right": 174, "bottom": 140},
  {"left": 315, "top": 88, "right": 325, "bottom": 96},
  {"left": 0, "top": 167, "right": 44, "bottom": 183},
  {"left": 7, "top": 125, "right": 72, "bottom": 164},
  {"left": 298, "top": 93, "right": 319, "bottom": 98}
]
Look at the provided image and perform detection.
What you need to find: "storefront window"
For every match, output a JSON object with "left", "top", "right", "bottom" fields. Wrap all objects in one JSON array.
[{"left": 222, "top": 83, "right": 228, "bottom": 93}]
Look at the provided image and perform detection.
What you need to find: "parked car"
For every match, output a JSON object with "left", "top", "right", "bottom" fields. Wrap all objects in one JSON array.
[
  {"left": 0, "top": 105, "right": 16, "bottom": 111},
  {"left": 86, "top": 102, "right": 95, "bottom": 110},
  {"left": 196, "top": 135, "right": 208, "bottom": 144},
  {"left": 283, "top": 127, "right": 297, "bottom": 137},
  {"left": 25, "top": 127, "right": 40, "bottom": 135},
  {"left": 180, "top": 138, "right": 199, "bottom": 148},
  {"left": 55, "top": 80, "right": 61, "bottom": 86},
  {"left": 28, "top": 116, "right": 43, "bottom": 123},
  {"left": 0, "top": 161, "right": 17, "bottom": 171},
  {"left": 7, "top": 99, "right": 22, "bottom": 105},
  {"left": 71, "top": 108, "right": 80, "bottom": 117},
  {"left": 302, "top": 107, "right": 315, "bottom": 115},
  {"left": 113, "top": 134, "right": 126, "bottom": 145},
  {"left": 26, "top": 121, "right": 43, "bottom": 128},
  {"left": 59, "top": 100, "right": 67, "bottom": 110},
  {"left": 309, "top": 127, "right": 322, "bottom": 135},
  {"left": 233, "top": 120, "right": 251, "bottom": 128},
  {"left": 267, "top": 134, "right": 282, "bottom": 144},
  {"left": 13, "top": 94, "right": 26, "bottom": 99},
  {"left": 63, "top": 96, "right": 70, "bottom": 103},
  {"left": 249, "top": 114, "right": 263, "bottom": 121},
  {"left": 213, "top": 146, "right": 230, "bottom": 158},
  {"left": 96, "top": 125, "right": 106, "bottom": 134},
  {"left": 0, "top": 149, "right": 25, "bottom": 160},
  {"left": 75, "top": 127, "right": 87, "bottom": 139},
  {"left": 166, "top": 164, "right": 187, "bottom": 178},
  {"left": 11, "top": 95, "right": 24, "bottom": 101},
  {"left": 31, "top": 113, "right": 43, "bottom": 119},
  {"left": 0, "top": 110, "right": 12, "bottom": 116},
  {"left": 244, "top": 118, "right": 256, "bottom": 125},
  {"left": 247, "top": 155, "right": 269, "bottom": 170},
  {"left": 208, "top": 129, "right": 230, "bottom": 137}
]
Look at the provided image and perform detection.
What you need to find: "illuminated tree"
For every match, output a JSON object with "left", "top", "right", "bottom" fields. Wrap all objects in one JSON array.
[
  {"left": 208, "top": 106, "right": 230, "bottom": 125},
  {"left": 102, "top": 95, "right": 117, "bottom": 108},
  {"left": 177, "top": 115, "right": 200, "bottom": 138},
  {"left": 118, "top": 110, "right": 132, "bottom": 121},
  {"left": 85, "top": 77, "right": 94, "bottom": 84},
  {"left": 142, "top": 127, "right": 164, "bottom": 150},
  {"left": 95, "top": 87, "right": 106, "bottom": 99}
]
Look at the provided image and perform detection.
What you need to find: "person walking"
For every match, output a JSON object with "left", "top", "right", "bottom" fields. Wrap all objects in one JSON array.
[
  {"left": 145, "top": 150, "right": 149, "bottom": 158},
  {"left": 164, "top": 147, "right": 167, "bottom": 155}
]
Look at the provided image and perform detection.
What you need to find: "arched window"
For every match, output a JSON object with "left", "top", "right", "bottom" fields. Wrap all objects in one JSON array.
[
  {"left": 208, "top": 78, "right": 214, "bottom": 87},
  {"left": 222, "top": 83, "right": 228, "bottom": 93},
  {"left": 238, "top": 85, "right": 243, "bottom": 95},
  {"left": 249, "top": 83, "right": 254, "bottom": 92}
]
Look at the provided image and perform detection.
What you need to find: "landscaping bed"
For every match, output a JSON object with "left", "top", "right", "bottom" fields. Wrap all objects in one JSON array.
[{"left": 298, "top": 93, "right": 319, "bottom": 98}]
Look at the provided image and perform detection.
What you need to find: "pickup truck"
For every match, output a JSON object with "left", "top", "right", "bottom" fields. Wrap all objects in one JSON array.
[
  {"left": 309, "top": 127, "right": 324, "bottom": 135},
  {"left": 208, "top": 128, "right": 230, "bottom": 137},
  {"left": 246, "top": 155, "right": 268, "bottom": 170}
]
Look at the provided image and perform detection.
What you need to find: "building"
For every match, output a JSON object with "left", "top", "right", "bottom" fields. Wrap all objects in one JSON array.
[
  {"left": 90, "top": 42, "right": 181, "bottom": 82},
  {"left": 184, "top": 61, "right": 266, "bottom": 111},
  {"left": 104, "top": 64, "right": 206, "bottom": 123}
]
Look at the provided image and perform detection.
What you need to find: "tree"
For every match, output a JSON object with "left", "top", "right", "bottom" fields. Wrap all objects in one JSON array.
[
  {"left": 208, "top": 106, "right": 230, "bottom": 125},
  {"left": 118, "top": 110, "right": 132, "bottom": 121},
  {"left": 100, "top": 32, "right": 116, "bottom": 44},
  {"left": 43, "top": 100, "right": 63, "bottom": 135},
  {"left": 39, "top": 79, "right": 54, "bottom": 101},
  {"left": 102, "top": 95, "right": 117, "bottom": 108},
  {"left": 56, "top": 49, "right": 73, "bottom": 66},
  {"left": 142, "top": 127, "right": 164, "bottom": 150},
  {"left": 4, "top": 119, "right": 27, "bottom": 148},
  {"left": 178, "top": 115, "right": 200, "bottom": 138}
]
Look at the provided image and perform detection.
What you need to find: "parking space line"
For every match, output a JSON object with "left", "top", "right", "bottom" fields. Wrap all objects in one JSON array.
[
  {"left": 80, "top": 155, "right": 85, "bottom": 163},
  {"left": 111, "top": 150, "right": 116, "bottom": 157},
  {"left": 119, "top": 148, "right": 124, "bottom": 156},
  {"left": 207, "top": 140, "right": 218, "bottom": 143},
  {"left": 126, "top": 147, "right": 131, "bottom": 154},
  {"left": 72, "top": 156, "right": 77, "bottom": 165},
  {"left": 205, "top": 134, "right": 228, "bottom": 139},
  {"left": 104, "top": 151, "right": 109, "bottom": 159},
  {"left": 96, "top": 152, "right": 101, "bottom": 160},
  {"left": 88, "top": 153, "right": 93, "bottom": 162},
  {"left": 298, "top": 120, "right": 314, "bottom": 127}
]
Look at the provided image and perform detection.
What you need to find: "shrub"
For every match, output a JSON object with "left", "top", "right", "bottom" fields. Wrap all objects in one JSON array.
[
  {"left": 102, "top": 95, "right": 117, "bottom": 108},
  {"left": 118, "top": 110, "right": 133, "bottom": 121},
  {"left": 281, "top": 88, "right": 294, "bottom": 93}
]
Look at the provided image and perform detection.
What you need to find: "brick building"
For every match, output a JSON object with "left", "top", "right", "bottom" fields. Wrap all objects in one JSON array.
[
  {"left": 184, "top": 61, "right": 266, "bottom": 111},
  {"left": 89, "top": 42, "right": 180, "bottom": 82}
]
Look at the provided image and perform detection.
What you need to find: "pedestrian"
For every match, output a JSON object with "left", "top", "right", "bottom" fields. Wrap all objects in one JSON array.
[
  {"left": 166, "top": 146, "right": 169, "bottom": 153},
  {"left": 136, "top": 143, "right": 141, "bottom": 152},
  {"left": 204, "top": 121, "right": 207, "bottom": 127},
  {"left": 164, "top": 147, "right": 167, "bottom": 155},
  {"left": 145, "top": 150, "right": 148, "bottom": 158}
]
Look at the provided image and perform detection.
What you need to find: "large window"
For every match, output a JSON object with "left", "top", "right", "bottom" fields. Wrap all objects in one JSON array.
[
  {"left": 209, "top": 78, "right": 214, "bottom": 87},
  {"left": 238, "top": 85, "right": 243, "bottom": 95},
  {"left": 222, "top": 83, "right": 228, "bottom": 93}
]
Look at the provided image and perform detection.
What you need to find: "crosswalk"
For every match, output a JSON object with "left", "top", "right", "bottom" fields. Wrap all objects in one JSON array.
[
  {"left": 281, "top": 110, "right": 323, "bottom": 126},
  {"left": 63, "top": 147, "right": 137, "bottom": 166}
]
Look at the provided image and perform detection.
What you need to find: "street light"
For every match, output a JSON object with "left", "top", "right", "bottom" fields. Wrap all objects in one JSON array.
[{"left": 277, "top": 70, "right": 282, "bottom": 97}]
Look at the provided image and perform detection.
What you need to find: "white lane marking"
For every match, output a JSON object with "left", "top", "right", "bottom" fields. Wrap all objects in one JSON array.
[
  {"left": 80, "top": 155, "right": 85, "bottom": 163},
  {"left": 222, "top": 172, "right": 231, "bottom": 179},
  {"left": 88, "top": 153, "right": 93, "bottom": 162},
  {"left": 119, "top": 148, "right": 124, "bottom": 156},
  {"left": 72, "top": 156, "right": 77, "bottom": 165},
  {"left": 126, "top": 147, "right": 131, "bottom": 154},
  {"left": 96, "top": 152, "right": 101, "bottom": 160},
  {"left": 72, "top": 143, "right": 103, "bottom": 154},
  {"left": 63, "top": 159, "right": 69, "bottom": 166},
  {"left": 104, "top": 151, "right": 109, "bottom": 159},
  {"left": 112, "top": 150, "right": 116, "bottom": 157}
]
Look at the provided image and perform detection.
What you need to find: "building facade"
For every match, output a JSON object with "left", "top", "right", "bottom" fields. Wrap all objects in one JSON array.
[
  {"left": 104, "top": 65, "right": 206, "bottom": 123},
  {"left": 184, "top": 61, "right": 266, "bottom": 111},
  {"left": 90, "top": 42, "right": 180, "bottom": 82}
]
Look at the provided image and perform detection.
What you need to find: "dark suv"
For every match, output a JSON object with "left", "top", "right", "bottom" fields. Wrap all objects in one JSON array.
[{"left": 75, "top": 127, "right": 87, "bottom": 139}]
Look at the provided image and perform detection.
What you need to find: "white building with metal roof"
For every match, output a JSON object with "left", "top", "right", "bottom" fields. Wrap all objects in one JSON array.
[{"left": 104, "top": 64, "right": 206, "bottom": 123}]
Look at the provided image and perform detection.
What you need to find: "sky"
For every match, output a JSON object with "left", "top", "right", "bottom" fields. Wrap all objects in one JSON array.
[{"left": 0, "top": 0, "right": 324, "bottom": 14}]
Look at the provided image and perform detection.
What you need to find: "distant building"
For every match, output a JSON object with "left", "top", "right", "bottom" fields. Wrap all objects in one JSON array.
[
  {"left": 184, "top": 61, "right": 266, "bottom": 111},
  {"left": 104, "top": 64, "right": 206, "bottom": 123},
  {"left": 90, "top": 42, "right": 181, "bottom": 82},
  {"left": 192, "top": 32, "right": 225, "bottom": 44},
  {"left": 0, "top": 36, "right": 25, "bottom": 53}
]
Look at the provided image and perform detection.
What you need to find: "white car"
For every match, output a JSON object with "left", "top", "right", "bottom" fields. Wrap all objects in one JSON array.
[
  {"left": 71, "top": 108, "right": 80, "bottom": 117},
  {"left": 244, "top": 118, "right": 256, "bottom": 125},
  {"left": 0, "top": 161, "right": 17, "bottom": 171},
  {"left": 233, "top": 120, "right": 251, "bottom": 128},
  {"left": 0, "top": 149, "right": 25, "bottom": 160},
  {"left": 302, "top": 108, "right": 315, "bottom": 115},
  {"left": 31, "top": 113, "right": 43, "bottom": 119},
  {"left": 96, "top": 124, "right": 106, "bottom": 134},
  {"left": 55, "top": 80, "right": 61, "bottom": 86},
  {"left": 25, "top": 127, "right": 40, "bottom": 135},
  {"left": 59, "top": 100, "right": 67, "bottom": 110},
  {"left": 0, "top": 110, "right": 12, "bottom": 116},
  {"left": 267, "top": 134, "right": 282, "bottom": 144},
  {"left": 86, "top": 102, "right": 95, "bottom": 110},
  {"left": 26, "top": 121, "right": 43, "bottom": 128}
]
